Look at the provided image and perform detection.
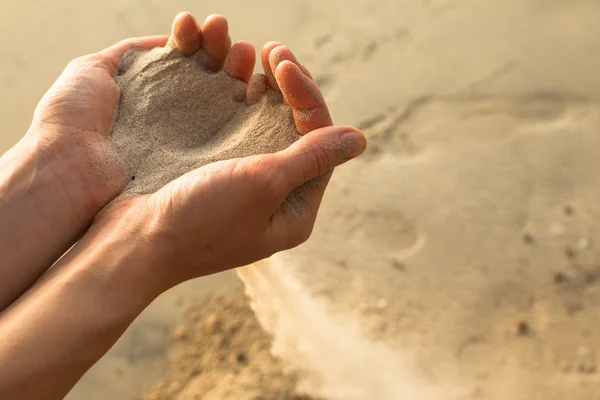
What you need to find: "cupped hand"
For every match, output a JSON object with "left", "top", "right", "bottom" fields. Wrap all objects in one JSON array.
[
  {"left": 27, "top": 35, "right": 169, "bottom": 212},
  {"left": 83, "top": 12, "right": 367, "bottom": 290},
  {"left": 25, "top": 10, "right": 366, "bottom": 294},
  {"left": 94, "top": 124, "right": 365, "bottom": 289}
]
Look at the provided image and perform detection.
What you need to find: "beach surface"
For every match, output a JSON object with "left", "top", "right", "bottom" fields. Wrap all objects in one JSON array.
[{"left": 2, "top": 1, "right": 600, "bottom": 399}]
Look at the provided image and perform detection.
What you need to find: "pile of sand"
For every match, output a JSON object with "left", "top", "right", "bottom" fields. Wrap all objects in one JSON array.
[
  {"left": 143, "top": 293, "right": 321, "bottom": 400},
  {"left": 110, "top": 46, "right": 300, "bottom": 195}
]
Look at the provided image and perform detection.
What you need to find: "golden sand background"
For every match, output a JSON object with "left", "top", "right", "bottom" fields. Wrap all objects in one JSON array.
[{"left": 2, "top": 1, "right": 600, "bottom": 399}]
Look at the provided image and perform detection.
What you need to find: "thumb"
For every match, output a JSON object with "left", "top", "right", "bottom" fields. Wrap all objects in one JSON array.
[
  {"left": 275, "top": 125, "right": 366, "bottom": 190},
  {"left": 264, "top": 125, "right": 365, "bottom": 250}
]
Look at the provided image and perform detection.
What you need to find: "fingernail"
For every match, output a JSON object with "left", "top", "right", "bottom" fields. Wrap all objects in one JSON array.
[{"left": 340, "top": 130, "right": 366, "bottom": 160}]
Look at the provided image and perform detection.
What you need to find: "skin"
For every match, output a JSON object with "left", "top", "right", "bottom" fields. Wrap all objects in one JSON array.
[{"left": 0, "top": 12, "right": 366, "bottom": 400}]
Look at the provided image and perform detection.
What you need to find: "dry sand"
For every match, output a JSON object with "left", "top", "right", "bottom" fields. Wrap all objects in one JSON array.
[
  {"left": 242, "top": 100, "right": 600, "bottom": 399},
  {"left": 2, "top": 1, "right": 600, "bottom": 400},
  {"left": 143, "top": 293, "right": 319, "bottom": 400},
  {"left": 112, "top": 46, "right": 299, "bottom": 195}
]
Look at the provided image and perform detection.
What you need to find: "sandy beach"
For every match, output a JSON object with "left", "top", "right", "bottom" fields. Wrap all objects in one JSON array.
[{"left": 2, "top": 1, "right": 600, "bottom": 399}]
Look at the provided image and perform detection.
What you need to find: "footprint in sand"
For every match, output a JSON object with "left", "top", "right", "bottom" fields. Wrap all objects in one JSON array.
[{"left": 108, "top": 13, "right": 328, "bottom": 197}]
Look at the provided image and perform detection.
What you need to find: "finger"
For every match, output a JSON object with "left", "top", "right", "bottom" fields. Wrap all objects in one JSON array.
[
  {"left": 223, "top": 41, "right": 256, "bottom": 83},
  {"left": 274, "top": 60, "right": 333, "bottom": 134},
  {"left": 246, "top": 73, "right": 269, "bottom": 105},
  {"left": 268, "top": 45, "right": 313, "bottom": 80},
  {"left": 202, "top": 14, "right": 232, "bottom": 71},
  {"left": 166, "top": 11, "right": 202, "bottom": 56},
  {"left": 98, "top": 35, "right": 169, "bottom": 73},
  {"left": 275, "top": 125, "right": 366, "bottom": 192},
  {"left": 261, "top": 41, "right": 282, "bottom": 90}
]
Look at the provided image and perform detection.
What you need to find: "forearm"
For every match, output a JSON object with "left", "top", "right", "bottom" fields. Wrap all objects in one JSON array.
[
  {"left": 0, "top": 133, "right": 96, "bottom": 310},
  {"left": 0, "top": 219, "right": 161, "bottom": 400}
]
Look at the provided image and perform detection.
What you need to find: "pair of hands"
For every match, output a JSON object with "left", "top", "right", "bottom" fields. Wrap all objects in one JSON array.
[{"left": 18, "top": 12, "right": 366, "bottom": 296}]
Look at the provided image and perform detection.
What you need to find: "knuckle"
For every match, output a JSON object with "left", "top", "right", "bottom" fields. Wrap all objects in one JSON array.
[
  {"left": 253, "top": 156, "right": 286, "bottom": 195},
  {"left": 68, "top": 53, "right": 113, "bottom": 72},
  {"left": 116, "top": 38, "right": 134, "bottom": 50},
  {"left": 305, "top": 143, "right": 332, "bottom": 180},
  {"left": 67, "top": 55, "right": 88, "bottom": 69}
]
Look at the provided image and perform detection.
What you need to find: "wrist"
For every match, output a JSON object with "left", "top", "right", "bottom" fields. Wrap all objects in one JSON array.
[
  {"left": 93, "top": 197, "right": 208, "bottom": 293},
  {"left": 0, "top": 136, "right": 83, "bottom": 308},
  {"left": 0, "top": 135, "right": 43, "bottom": 202},
  {"left": 68, "top": 213, "right": 168, "bottom": 312},
  {"left": 0, "top": 204, "right": 165, "bottom": 398},
  {"left": 1, "top": 130, "right": 100, "bottom": 221},
  {"left": 36, "top": 124, "right": 124, "bottom": 212}
]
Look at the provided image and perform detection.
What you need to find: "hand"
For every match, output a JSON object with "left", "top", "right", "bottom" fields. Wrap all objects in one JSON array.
[
  {"left": 0, "top": 13, "right": 366, "bottom": 399},
  {"left": 95, "top": 124, "right": 365, "bottom": 290},
  {"left": 27, "top": 37, "right": 168, "bottom": 212},
  {"left": 23, "top": 12, "right": 254, "bottom": 215},
  {"left": 0, "top": 31, "right": 168, "bottom": 310},
  {"left": 0, "top": 12, "right": 318, "bottom": 310},
  {"left": 83, "top": 12, "right": 366, "bottom": 290}
]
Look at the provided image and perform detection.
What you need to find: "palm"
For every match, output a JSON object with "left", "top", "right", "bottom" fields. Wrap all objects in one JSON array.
[
  {"left": 82, "top": 13, "right": 357, "bottom": 284},
  {"left": 35, "top": 55, "right": 119, "bottom": 135},
  {"left": 25, "top": 13, "right": 362, "bottom": 285},
  {"left": 28, "top": 46, "right": 161, "bottom": 211},
  {"left": 97, "top": 155, "right": 290, "bottom": 282}
]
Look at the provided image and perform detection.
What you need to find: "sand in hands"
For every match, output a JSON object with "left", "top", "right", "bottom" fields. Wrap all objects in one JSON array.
[{"left": 110, "top": 46, "right": 301, "bottom": 195}]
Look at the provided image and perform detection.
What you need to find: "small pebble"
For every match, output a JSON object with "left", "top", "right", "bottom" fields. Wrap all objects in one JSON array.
[
  {"left": 577, "top": 361, "right": 597, "bottom": 374},
  {"left": 565, "top": 246, "right": 577, "bottom": 259},
  {"left": 550, "top": 223, "right": 565, "bottom": 236},
  {"left": 564, "top": 205, "right": 575, "bottom": 216},
  {"left": 584, "top": 273, "right": 596, "bottom": 285},
  {"left": 516, "top": 321, "right": 529, "bottom": 336},
  {"left": 552, "top": 272, "right": 567, "bottom": 284},
  {"left": 171, "top": 326, "right": 188, "bottom": 341},
  {"left": 236, "top": 352, "right": 248, "bottom": 364},
  {"left": 523, "top": 233, "right": 535, "bottom": 245},
  {"left": 577, "top": 346, "right": 589, "bottom": 357},
  {"left": 578, "top": 238, "right": 591, "bottom": 250},
  {"left": 391, "top": 260, "right": 406, "bottom": 272},
  {"left": 376, "top": 298, "right": 389, "bottom": 309}
]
